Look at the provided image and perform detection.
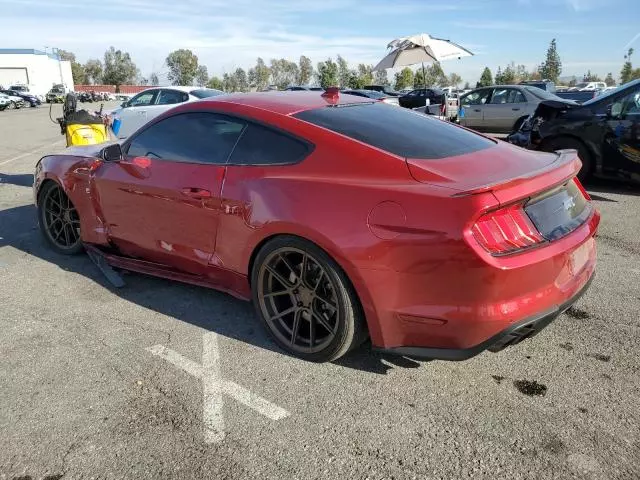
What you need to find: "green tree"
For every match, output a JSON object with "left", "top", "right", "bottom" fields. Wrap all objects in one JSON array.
[
  {"left": 248, "top": 58, "right": 270, "bottom": 91},
  {"left": 478, "top": 67, "right": 493, "bottom": 87},
  {"left": 268, "top": 58, "right": 298, "bottom": 89},
  {"left": 568, "top": 77, "right": 577, "bottom": 87},
  {"left": 150, "top": 73, "right": 159, "bottom": 86},
  {"left": 195, "top": 65, "right": 209, "bottom": 87},
  {"left": 207, "top": 76, "right": 224, "bottom": 90},
  {"left": 394, "top": 67, "right": 414, "bottom": 90},
  {"left": 373, "top": 69, "right": 389, "bottom": 86},
  {"left": 298, "top": 55, "right": 313, "bottom": 85},
  {"left": 357, "top": 64, "right": 373, "bottom": 87},
  {"left": 102, "top": 47, "right": 137, "bottom": 92},
  {"left": 83, "top": 59, "right": 103, "bottom": 84},
  {"left": 414, "top": 69, "right": 425, "bottom": 88},
  {"left": 604, "top": 72, "right": 616, "bottom": 87},
  {"left": 495, "top": 64, "right": 516, "bottom": 85},
  {"left": 448, "top": 72, "right": 462, "bottom": 88},
  {"left": 583, "top": 70, "right": 601, "bottom": 82},
  {"left": 336, "top": 55, "right": 350, "bottom": 88},
  {"left": 463, "top": 81, "right": 471, "bottom": 89},
  {"left": 538, "top": 38, "right": 562, "bottom": 82},
  {"left": 619, "top": 48, "right": 640, "bottom": 84},
  {"left": 233, "top": 68, "right": 249, "bottom": 92},
  {"left": 317, "top": 58, "right": 338, "bottom": 88},
  {"left": 57, "top": 49, "right": 86, "bottom": 85},
  {"left": 222, "top": 72, "right": 236, "bottom": 92},
  {"left": 166, "top": 49, "right": 199, "bottom": 86}
]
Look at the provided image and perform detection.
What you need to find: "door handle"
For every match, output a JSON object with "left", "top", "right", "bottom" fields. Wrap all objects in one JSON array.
[
  {"left": 181, "top": 187, "right": 211, "bottom": 199},
  {"left": 512, "top": 108, "right": 520, "bottom": 111},
  {"left": 474, "top": 109, "right": 481, "bottom": 112}
]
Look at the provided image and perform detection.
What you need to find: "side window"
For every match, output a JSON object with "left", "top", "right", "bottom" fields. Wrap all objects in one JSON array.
[
  {"left": 510, "top": 90, "right": 527, "bottom": 103},
  {"left": 491, "top": 89, "right": 527, "bottom": 104},
  {"left": 157, "top": 89, "right": 189, "bottom": 105},
  {"left": 462, "top": 89, "right": 492, "bottom": 106},
  {"left": 620, "top": 89, "right": 640, "bottom": 116},
  {"left": 129, "top": 91, "right": 156, "bottom": 107},
  {"left": 228, "top": 123, "right": 310, "bottom": 166},
  {"left": 126, "top": 112, "right": 246, "bottom": 164}
]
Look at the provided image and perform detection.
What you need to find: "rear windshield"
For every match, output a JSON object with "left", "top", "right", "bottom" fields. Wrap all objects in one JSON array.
[
  {"left": 191, "top": 88, "right": 224, "bottom": 99},
  {"left": 294, "top": 103, "right": 494, "bottom": 159},
  {"left": 525, "top": 86, "right": 566, "bottom": 102}
]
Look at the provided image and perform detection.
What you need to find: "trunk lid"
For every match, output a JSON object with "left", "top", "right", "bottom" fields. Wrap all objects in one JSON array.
[{"left": 406, "top": 140, "right": 582, "bottom": 205}]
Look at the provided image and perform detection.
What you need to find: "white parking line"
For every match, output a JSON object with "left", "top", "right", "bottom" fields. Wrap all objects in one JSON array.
[
  {"left": 146, "top": 332, "right": 290, "bottom": 443},
  {"left": 0, "top": 140, "right": 64, "bottom": 166}
]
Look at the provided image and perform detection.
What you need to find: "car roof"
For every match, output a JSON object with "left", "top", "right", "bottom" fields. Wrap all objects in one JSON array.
[{"left": 196, "top": 90, "right": 373, "bottom": 116}]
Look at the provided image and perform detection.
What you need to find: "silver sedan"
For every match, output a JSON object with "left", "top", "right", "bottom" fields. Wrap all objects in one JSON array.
[{"left": 458, "top": 85, "right": 572, "bottom": 133}]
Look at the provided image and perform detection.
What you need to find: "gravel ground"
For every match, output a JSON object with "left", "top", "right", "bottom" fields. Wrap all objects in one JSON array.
[{"left": 0, "top": 104, "right": 638, "bottom": 480}]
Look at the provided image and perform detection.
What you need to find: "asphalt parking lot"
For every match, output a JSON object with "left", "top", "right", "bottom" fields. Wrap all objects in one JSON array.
[{"left": 1, "top": 104, "right": 639, "bottom": 480}]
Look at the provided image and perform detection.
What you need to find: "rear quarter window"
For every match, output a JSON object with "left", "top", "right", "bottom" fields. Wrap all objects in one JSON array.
[{"left": 294, "top": 103, "right": 494, "bottom": 159}]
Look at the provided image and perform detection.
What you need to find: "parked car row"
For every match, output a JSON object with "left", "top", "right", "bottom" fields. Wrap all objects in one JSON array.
[{"left": 0, "top": 92, "right": 25, "bottom": 110}]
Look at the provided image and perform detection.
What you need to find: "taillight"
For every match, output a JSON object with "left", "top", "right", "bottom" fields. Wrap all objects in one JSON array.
[{"left": 472, "top": 203, "right": 544, "bottom": 255}]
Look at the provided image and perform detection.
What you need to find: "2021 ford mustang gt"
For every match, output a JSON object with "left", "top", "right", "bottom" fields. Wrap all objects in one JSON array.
[{"left": 34, "top": 90, "right": 600, "bottom": 362}]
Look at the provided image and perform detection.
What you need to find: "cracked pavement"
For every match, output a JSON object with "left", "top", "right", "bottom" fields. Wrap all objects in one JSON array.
[{"left": 0, "top": 104, "right": 639, "bottom": 479}]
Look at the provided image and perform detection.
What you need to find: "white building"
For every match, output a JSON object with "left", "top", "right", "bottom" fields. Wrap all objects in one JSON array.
[{"left": 0, "top": 48, "right": 74, "bottom": 97}]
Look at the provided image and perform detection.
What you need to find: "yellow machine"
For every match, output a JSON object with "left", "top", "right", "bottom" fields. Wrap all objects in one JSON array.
[{"left": 54, "top": 93, "right": 109, "bottom": 147}]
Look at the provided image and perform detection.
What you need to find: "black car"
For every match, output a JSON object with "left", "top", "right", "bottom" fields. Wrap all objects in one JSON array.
[
  {"left": 1, "top": 89, "right": 40, "bottom": 107},
  {"left": 507, "top": 78, "right": 640, "bottom": 183},
  {"left": 398, "top": 88, "right": 445, "bottom": 109}
]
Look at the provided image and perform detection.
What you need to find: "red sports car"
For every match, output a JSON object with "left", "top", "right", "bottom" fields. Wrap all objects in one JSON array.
[{"left": 33, "top": 90, "right": 599, "bottom": 362}]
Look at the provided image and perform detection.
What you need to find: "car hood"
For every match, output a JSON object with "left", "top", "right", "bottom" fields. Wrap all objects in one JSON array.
[{"left": 406, "top": 139, "right": 563, "bottom": 194}]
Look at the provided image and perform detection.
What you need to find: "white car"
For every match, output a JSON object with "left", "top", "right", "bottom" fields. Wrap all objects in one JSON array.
[
  {"left": 110, "top": 86, "right": 225, "bottom": 138},
  {"left": 0, "top": 94, "right": 9, "bottom": 111},
  {"left": 0, "top": 92, "right": 24, "bottom": 109}
]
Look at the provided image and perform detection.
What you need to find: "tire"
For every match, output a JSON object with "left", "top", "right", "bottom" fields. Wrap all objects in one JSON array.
[
  {"left": 542, "top": 137, "right": 593, "bottom": 183},
  {"left": 38, "top": 182, "right": 84, "bottom": 255},
  {"left": 9, "top": 101, "right": 17, "bottom": 110},
  {"left": 512, "top": 116, "right": 528, "bottom": 132},
  {"left": 251, "top": 236, "right": 367, "bottom": 362}
]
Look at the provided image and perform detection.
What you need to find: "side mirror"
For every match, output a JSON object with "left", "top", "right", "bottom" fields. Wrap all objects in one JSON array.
[
  {"left": 101, "top": 143, "right": 123, "bottom": 162},
  {"left": 121, "top": 101, "right": 129, "bottom": 108}
]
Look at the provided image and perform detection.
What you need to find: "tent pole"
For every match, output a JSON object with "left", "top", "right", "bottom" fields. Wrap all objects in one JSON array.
[{"left": 422, "top": 62, "right": 427, "bottom": 88}]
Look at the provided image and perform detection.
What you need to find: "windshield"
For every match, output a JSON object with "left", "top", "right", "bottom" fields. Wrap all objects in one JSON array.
[
  {"left": 525, "top": 86, "right": 567, "bottom": 102},
  {"left": 295, "top": 102, "right": 494, "bottom": 159},
  {"left": 582, "top": 79, "right": 640, "bottom": 106},
  {"left": 190, "top": 88, "right": 224, "bottom": 99}
]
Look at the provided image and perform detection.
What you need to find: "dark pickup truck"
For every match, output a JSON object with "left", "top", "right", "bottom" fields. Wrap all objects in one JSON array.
[{"left": 554, "top": 90, "right": 600, "bottom": 104}]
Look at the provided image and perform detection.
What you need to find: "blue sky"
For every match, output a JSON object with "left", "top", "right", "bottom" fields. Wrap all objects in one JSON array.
[{"left": 1, "top": 0, "right": 639, "bottom": 84}]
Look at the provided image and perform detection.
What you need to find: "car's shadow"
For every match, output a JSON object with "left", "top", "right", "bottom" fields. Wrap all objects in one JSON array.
[
  {"left": 586, "top": 177, "right": 640, "bottom": 200},
  {"left": 0, "top": 173, "right": 34, "bottom": 188},
  {"left": 0, "top": 203, "right": 426, "bottom": 375}
]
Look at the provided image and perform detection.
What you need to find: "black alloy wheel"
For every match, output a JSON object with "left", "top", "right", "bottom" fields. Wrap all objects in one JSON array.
[
  {"left": 38, "top": 182, "right": 83, "bottom": 255},
  {"left": 252, "top": 237, "right": 366, "bottom": 362}
]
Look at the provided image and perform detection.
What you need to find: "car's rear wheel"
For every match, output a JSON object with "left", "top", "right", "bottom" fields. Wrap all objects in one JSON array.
[
  {"left": 252, "top": 236, "right": 366, "bottom": 362},
  {"left": 542, "top": 136, "right": 593, "bottom": 183},
  {"left": 38, "top": 182, "right": 83, "bottom": 255}
]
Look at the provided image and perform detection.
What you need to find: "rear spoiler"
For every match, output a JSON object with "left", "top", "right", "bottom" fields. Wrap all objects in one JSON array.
[{"left": 452, "top": 150, "right": 582, "bottom": 198}]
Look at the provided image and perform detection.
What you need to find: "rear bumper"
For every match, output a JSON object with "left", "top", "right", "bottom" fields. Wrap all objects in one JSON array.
[{"left": 375, "top": 273, "right": 594, "bottom": 361}]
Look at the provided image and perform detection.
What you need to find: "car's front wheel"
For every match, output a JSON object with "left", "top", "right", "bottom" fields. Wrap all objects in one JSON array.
[
  {"left": 38, "top": 182, "right": 83, "bottom": 255},
  {"left": 252, "top": 236, "right": 367, "bottom": 362},
  {"left": 9, "top": 101, "right": 17, "bottom": 110}
]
